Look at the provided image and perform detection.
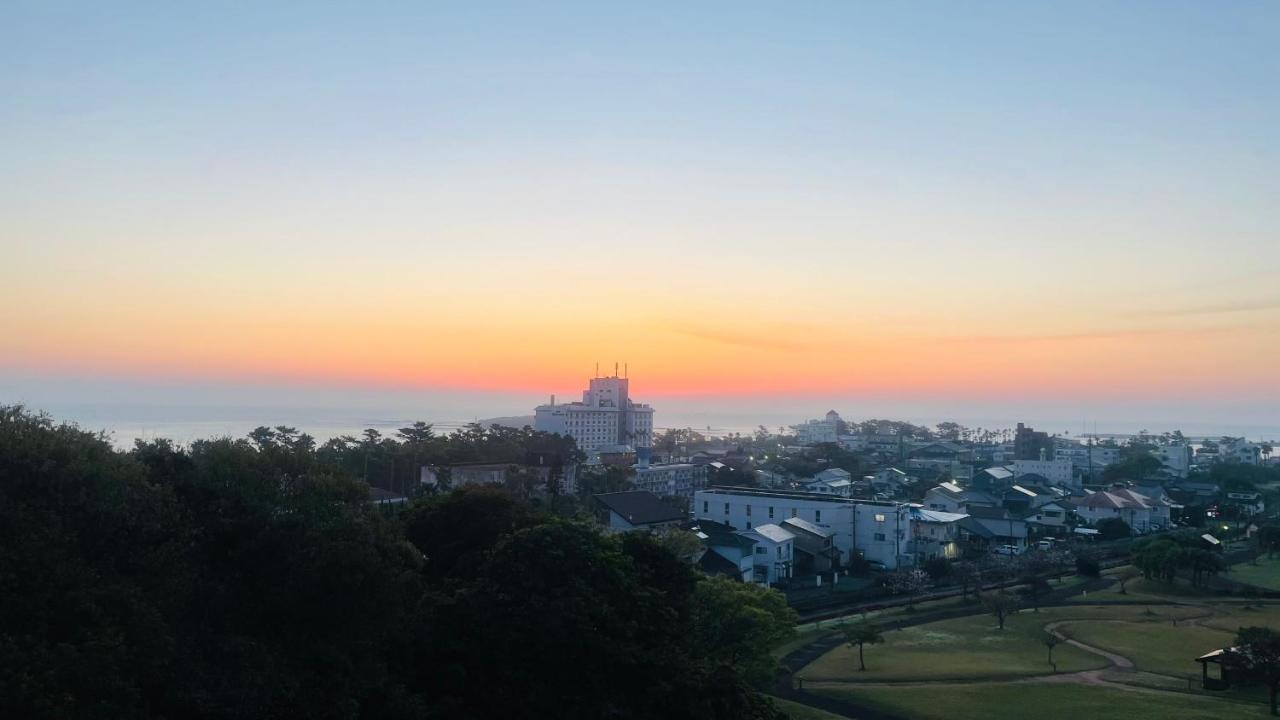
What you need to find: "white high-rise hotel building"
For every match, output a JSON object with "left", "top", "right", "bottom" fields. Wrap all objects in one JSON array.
[{"left": 534, "top": 372, "right": 654, "bottom": 456}]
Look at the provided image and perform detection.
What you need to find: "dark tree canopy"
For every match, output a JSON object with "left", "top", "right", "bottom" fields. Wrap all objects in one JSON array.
[{"left": 0, "top": 406, "right": 792, "bottom": 720}]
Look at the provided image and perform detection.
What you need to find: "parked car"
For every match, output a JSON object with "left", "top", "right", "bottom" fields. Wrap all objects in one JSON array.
[
  {"left": 1036, "top": 538, "right": 1057, "bottom": 551},
  {"left": 992, "top": 544, "right": 1022, "bottom": 556}
]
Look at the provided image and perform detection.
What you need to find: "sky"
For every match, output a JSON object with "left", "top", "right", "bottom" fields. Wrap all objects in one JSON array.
[{"left": 3, "top": 2, "right": 1279, "bottom": 436}]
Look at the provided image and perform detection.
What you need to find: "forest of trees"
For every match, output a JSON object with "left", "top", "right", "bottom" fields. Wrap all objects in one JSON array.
[{"left": 0, "top": 406, "right": 796, "bottom": 720}]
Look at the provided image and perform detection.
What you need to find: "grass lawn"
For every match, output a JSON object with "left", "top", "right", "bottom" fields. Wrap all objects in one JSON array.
[
  {"left": 799, "top": 604, "right": 1205, "bottom": 684},
  {"left": 799, "top": 611, "right": 1105, "bottom": 682},
  {"left": 1055, "top": 619, "right": 1234, "bottom": 678},
  {"left": 810, "top": 681, "right": 1268, "bottom": 720},
  {"left": 765, "top": 696, "right": 851, "bottom": 720},
  {"left": 1230, "top": 556, "right": 1280, "bottom": 591},
  {"left": 1069, "top": 575, "right": 1223, "bottom": 603},
  {"left": 1202, "top": 603, "right": 1280, "bottom": 633}
]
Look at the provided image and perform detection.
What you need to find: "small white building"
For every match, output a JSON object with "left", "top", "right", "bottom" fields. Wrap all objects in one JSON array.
[
  {"left": 1012, "top": 458, "right": 1076, "bottom": 489},
  {"left": 806, "top": 468, "right": 854, "bottom": 497},
  {"left": 853, "top": 502, "right": 914, "bottom": 570},
  {"left": 1152, "top": 445, "right": 1192, "bottom": 478},
  {"left": 739, "top": 523, "right": 795, "bottom": 585}
]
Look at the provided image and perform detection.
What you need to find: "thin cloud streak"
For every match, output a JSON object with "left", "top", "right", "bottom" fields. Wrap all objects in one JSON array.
[
  {"left": 1130, "top": 297, "right": 1280, "bottom": 318},
  {"left": 670, "top": 325, "right": 812, "bottom": 352},
  {"left": 931, "top": 325, "right": 1251, "bottom": 345}
]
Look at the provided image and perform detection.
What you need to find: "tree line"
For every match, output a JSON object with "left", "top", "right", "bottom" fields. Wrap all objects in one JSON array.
[{"left": 0, "top": 406, "right": 796, "bottom": 720}]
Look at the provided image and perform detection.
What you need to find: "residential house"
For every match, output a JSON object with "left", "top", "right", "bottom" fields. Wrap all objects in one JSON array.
[
  {"left": 959, "top": 506, "right": 1029, "bottom": 553},
  {"left": 1225, "top": 492, "right": 1265, "bottom": 517},
  {"left": 1074, "top": 486, "right": 1170, "bottom": 532},
  {"left": 1024, "top": 500, "right": 1072, "bottom": 536},
  {"left": 806, "top": 468, "right": 855, "bottom": 497},
  {"left": 923, "top": 482, "right": 1000, "bottom": 514},
  {"left": 853, "top": 502, "right": 913, "bottom": 569},
  {"left": 691, "top": 519, "right": 755, "bottom": 582},
  {"left": 870, "top": 467, "right": 914, "bottom": 497},
  {"left": 740, "top": 523, "right": 795, "bottom": 585},
  {"left": 971, "top": 466, "right": 1016, "bottom": 493},
  {"left": 908, "top": 442, "right": 972, "bottom": 473},
  {"left": 594, "top": 491, "right": 686, "bottom": 532},
  {"left": 907, "top": 506, "right": 966, "bottom": 562},
  {"left": 782, "top": 516, "right": 841, "bottom": 575}
]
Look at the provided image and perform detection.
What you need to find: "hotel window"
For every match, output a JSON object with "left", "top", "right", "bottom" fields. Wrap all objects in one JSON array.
[
  {"left": 776, "top": 546, "right": 782, "bottom": 559},
  {"left": 815, "top": 510, "right": 821, "bottom": 523},
  {"left": 703, "top": 501, "right": 708, "bottom": 513},
  {"left": 746, "top": 505, "right": 752, "bottom": 517},
  {"left": 768, "top": 506, "right": 774, "bottom": 519},
  {"left": 791, "top": 508, "right": 798, "bottom": 518},
  {"left": 724, "top": 503, "right": 730, "bottom": 514},
  {"left": 875, "top": 513, "right": 886, "bottom": 523},
  {"left": 874, "top": 532, "right": 886, "bottom": 542}
]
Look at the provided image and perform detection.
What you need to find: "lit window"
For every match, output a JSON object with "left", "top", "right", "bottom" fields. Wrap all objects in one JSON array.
[{"left": 875, "top": 513, "right": 887, "bottom": 522}]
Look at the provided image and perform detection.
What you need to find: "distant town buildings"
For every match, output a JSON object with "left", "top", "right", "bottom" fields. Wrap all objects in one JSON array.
[
  {"left": 630, "top": 462, "right": 709, "bottom": 501},
  {"left": 534, "top": 372, "right": 653, "bottom": 458},
  {"left": 792, "top": 410, "right": 842, "bottom": 445},
  {"left": 1013, "top": 422, "right": 1054, "bottom": 461}
]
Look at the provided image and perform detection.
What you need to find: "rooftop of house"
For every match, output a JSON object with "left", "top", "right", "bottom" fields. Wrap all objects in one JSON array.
[
  {"left": 698, "top": 549, "right": 743, "bottom": 577},
  {"left": 966, "top": 505, "right": 1015, "bottom": 520},
  {"left": 743, "top": 523, "right": 796, "bottom": 544},
  {"left": 1078, "top": 487, "right": 1163, "bottom": 510},
  {"left": 959, "top": 514, "right": 1027, "bottom": 539},
  {"left": 594, "top": 491, "right": 686, "bottom": 526},
  {"left": 910, "top": 507, "right": 968, "bottom": 524},
  {"left": 781, "top": 516, "right": 836, "bottom": 538},
  {"left": 700, "top": 485, "right": 872, "bottom": 505}
]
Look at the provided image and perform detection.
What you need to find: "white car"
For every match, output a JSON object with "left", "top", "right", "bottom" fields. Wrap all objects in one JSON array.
[{"left": 991, "top": 544, "right": 1022, "bottom": 556}]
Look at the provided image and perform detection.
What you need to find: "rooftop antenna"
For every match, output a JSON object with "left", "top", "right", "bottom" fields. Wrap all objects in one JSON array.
[
  {"left": 624, "top": 362, "right": 628, "bottom": 378},
  {"left": 595, "top": 362, "right": 599, "bottom": 378},
  {"left": 614, "top": 361, "right": 618, "bottom": 377}
]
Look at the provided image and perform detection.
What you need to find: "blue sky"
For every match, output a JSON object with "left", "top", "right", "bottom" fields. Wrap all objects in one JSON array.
[{"left": 3, "top": 2, "right": 1278, "bottom": 436}]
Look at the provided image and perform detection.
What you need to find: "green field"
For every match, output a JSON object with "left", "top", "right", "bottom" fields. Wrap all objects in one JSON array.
[
  {"left": 1230, "top": 556, "right": 1280, "bottom": 591},
  {"left": 1056, "top": 619, "right": 1233, "bottom": 677},
  {"left": 809, "top": 682, "right": 1267, "bottom": 720},
  {"left": 800, "top": 611, "right": 1103, "bottom": 683},
  {"left": 766, "top": 696, "right": 851, "bottom": 720}
]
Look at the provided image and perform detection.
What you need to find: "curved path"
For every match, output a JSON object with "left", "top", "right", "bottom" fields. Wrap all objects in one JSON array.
[{"left": 773, "top": 583, "right": 1243, "bottom": 719}]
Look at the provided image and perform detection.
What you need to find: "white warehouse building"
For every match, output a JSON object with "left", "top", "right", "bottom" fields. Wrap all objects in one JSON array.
[
  {"left": 692, "top": 487, "right": 920, "bottom": 570},
  {"left": 534, "top": 373, "right": 653, "bottom": 457}
]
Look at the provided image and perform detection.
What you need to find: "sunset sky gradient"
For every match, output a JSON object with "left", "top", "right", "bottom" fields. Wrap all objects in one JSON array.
[{"left": 4, "top": 2, "right": 1279, "bottom": 431}]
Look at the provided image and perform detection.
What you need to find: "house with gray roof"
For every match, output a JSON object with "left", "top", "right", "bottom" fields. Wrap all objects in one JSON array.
[{"left": 738, "top": 523, "right": 795, "bottom": 585}]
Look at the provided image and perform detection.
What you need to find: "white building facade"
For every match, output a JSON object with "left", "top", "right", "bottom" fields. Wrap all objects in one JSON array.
[
  {"left": 1012, "top": 458, "right": 1077, "bottom": 488},
  {"left": 630, "top": 462, "right": 708, "bottom": 502},
  {"left": 692, "top": 487, "right": 920, "bottom": 571},
  {"left": 534, "top": 374, "right": 654, "bottom": 456}
]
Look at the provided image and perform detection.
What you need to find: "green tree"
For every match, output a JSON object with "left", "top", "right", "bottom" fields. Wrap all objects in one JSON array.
[
  {"left": 1235, "top": 627, "right": 1280, "bottom": 716},
  {"left": 841, "top": 621, "right": 885, "bottom": 671},
  {"left": 1096, "top": 516, "right": 1131, "bottom": 540},
  {"left": 983, "top": 591, "right": 1020, "bottom": 630}
]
